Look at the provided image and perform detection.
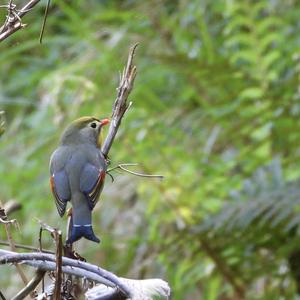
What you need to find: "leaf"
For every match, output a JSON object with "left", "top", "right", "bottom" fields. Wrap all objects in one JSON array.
[
  {"left": 239, "top": 87, "right": 264, "bottom": 100},
  {"left": 224, "top": 15, "right": 252, "bottom": 35},
  {"left": 261, "top": 51, "right": 281, "bottom": 71},
  {"left": 259, "top": 33, "right": 282, "bottom": 52},
  {"left": 256, "top": 18, "right": 282, "bottom": 36},
  {"left": 230, "top": 50, "right": 258, "bottom": 65},
  {"left": 270, "top": 205, "right": 292, "bottom": 227},
  {"left": 225, "top": 33, "right": 255, "bottom": 48},
  {"left": 284, "top": 215, "right": 300, "bottom": 232}
]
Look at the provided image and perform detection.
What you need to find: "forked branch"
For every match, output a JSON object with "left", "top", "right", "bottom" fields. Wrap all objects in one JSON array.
[
  {"left": 108, "top": 163, "right": 164, "bottom": 179},
  {"left": 0, "top": 0, "right": 42, "bottom": 42}
]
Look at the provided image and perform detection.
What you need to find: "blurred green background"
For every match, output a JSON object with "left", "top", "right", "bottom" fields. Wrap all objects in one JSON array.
[{"left": 2, "top": 0, "right": 300, "bottom": 299}]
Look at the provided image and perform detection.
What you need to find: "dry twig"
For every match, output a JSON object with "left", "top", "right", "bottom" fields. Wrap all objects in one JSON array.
[
  {"left": 101, "top": 43, "right": 138, "bottom": 157},
  {"left": 37, "top": 219, "right": 62, "bottom": 299},
  {"left": 0, "top": 204, "right": 29, "bottom": 289},
  {"left": 39, "top": 0, "right": 50, "bottom": 43},
  {"left": 11, "top": 269, "right": 46, "bottom": 300},
  {"left": 108, "top": 163, "right": 164, "bottom": 179},
  {"left": 0, "top": 239, "right": 53, "bottom": 253},
  {"left": 3, "top": 200, "right": 22, "bottom": 215},
  {"left": 0, "top": 0, "right": 42, "bottom": 42},
  {"left": 0, "top": 291, "right": 6, "bottom": 300}
]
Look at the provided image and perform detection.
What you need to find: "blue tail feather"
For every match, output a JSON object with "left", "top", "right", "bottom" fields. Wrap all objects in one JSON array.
[{"left": 66, "top": 225, "right": 100, "bottom": 244}]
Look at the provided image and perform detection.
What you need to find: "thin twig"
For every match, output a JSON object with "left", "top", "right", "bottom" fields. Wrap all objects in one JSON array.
[
  {"left": 108, "top": 163, "right": 164, "bottom": 179},
  {"left": 36, "top": 218, "right": 56, "bottom": 234},
  {"left": 0, "top": 217, "right": 19, "bottom": 227},
  {"left": 38, "top": 220, "right": 45, "bottom": 293},
  {"left": 101, "top": 43, "right": 138, "bottom": 157},
  {"left": 0, "top": 291, "right": 6, "bottom": 300},
  {"left": 200, "top": 238, "right": 245, "bottom": 299},
  {"left": 39, "top": 0, "right": 51, "bottom": 43},
  {"left": 3, "top": 200, "right": 22, "bottom": 215},
  {"left": 11, "top": 269, "right": 46, "bottom": 300},
  {"left": 108, "top": 163, "right": 138, "bottom": 172},
  {"left": 0, "top": 240, "right": 53, "bottom": 253},
  {"left": 39, "top": 224, "right": 45, "bottom": 294},
  {"left": 36, "top": 219, "right": 62, "bottom": 300},
  {"left": 53, "top": 229, "right": 62, "bottom": 300},
  {"left": 0, "top": 204, "right": 29, "bottom": 288}
]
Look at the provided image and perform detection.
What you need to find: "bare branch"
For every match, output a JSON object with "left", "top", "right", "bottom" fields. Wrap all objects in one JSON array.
[
  {"left": 0, "top": 0, "right": 42, "bottom": 42},
  {"left": 108, "top": 163, "right": 164, "bottom": 179},
  {"left": 0, "top": 250, "right": 116, "bottom": 286},
  {"left": 0, "top": 249, "right": 170, "bottom": 300},
  {"left": 86, "top": 278, "right": 171, "bottom": 300},
  {"left": 0, "top": 250, "right": 131, "bottom": 298},
  {"left": 0, "top": 290, "right": 6, "bottom": 300},
  {"left": 0, "top": 217, "right": 18, "bottom": 227},
  {"left": 0, "top": 204, "right": 29, "bottom": 287},
  {"left": 39, "top": 0, "right": 51, "bottom": 43},
  {"left": 36, "top": 218, "right": 57, "bottom": 234},
  {"left": 0, "top": 22, "right": 24, "bottom": 42},
  {"left": 3, "top": 200, "right": 22, "bottom": 215},
  {"left": 101, "top": 44, "right": 138, "bottom": 157},
  {"left": 0, "top": 240, "right": 53, "bottom": 253},
  {"left": 36, "top": 219, "right": 63, "bottom": 299},
  {"left": 11, "top": 269, "right": 46, "bottom": 300},
  {"left": 54, "top": 230, "right": 62, "bottom": 300}
]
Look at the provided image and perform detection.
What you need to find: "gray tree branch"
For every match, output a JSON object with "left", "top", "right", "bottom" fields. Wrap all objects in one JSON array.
[
  {"left": 0, "top": 249, "right": 131, "bottom": 297},
  {"left": 0, "top": 0, "right": 42, "bottom": 42},
  {"left": 0, "top": 249, "right": 170, "bottom": 299},
  {"left": 101, "top": 43, "right": 138, "bottom": 157}
]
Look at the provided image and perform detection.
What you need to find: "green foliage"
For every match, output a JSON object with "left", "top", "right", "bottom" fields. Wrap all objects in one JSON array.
[
  {"left": 1, "top": 0, "right": 300, "bottom": 299},
  {"left": 193, "top": 159, "right": 300, "bottom": 299},
  {"left": 0, "top": 111, "right": 5, "bottom": 136}
]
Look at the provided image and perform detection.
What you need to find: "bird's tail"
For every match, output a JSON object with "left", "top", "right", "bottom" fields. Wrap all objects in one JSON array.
[
  {"left": 66, "top": 196, "right": 100, "bottom": 244},
  {"left": 67, "top": 223, "right": 100, "bottom": 244}
]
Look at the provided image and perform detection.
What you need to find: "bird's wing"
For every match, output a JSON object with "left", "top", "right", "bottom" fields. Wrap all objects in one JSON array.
[
  {"left": 80, "top": 163, "right": 106, "bottom": 210},
  {"left": 50, "top": 169, "right": 70, "bottom": 217},
  {"left": 49, "top": 148, "right": 71, "bottom": 217}
]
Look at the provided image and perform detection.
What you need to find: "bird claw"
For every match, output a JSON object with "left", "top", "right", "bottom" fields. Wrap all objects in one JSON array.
[{"left": 64, "top": 246, "right": 86, "bottom": 262}]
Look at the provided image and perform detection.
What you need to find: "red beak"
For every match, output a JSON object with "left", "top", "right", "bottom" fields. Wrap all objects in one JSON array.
[{"left": 100, "top": 118, "right": 110, "bottom": 126}]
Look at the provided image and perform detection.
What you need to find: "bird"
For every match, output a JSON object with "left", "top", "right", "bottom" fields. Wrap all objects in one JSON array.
[{"left": 49, "top": 116, "right": 109, "bottom": 244}]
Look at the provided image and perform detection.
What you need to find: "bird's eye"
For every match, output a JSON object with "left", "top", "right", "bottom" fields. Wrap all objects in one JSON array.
[{"left": 90, "top": 122, "right": 97, "bottom": 128}]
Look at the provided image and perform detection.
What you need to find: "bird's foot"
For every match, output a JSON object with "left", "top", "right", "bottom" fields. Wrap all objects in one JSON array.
[
  {"left": 72, "top": 251, "right": 86, "bottom": 262},
  {"left": 63, "top": 245, "right": 86, "bottom": 261}
]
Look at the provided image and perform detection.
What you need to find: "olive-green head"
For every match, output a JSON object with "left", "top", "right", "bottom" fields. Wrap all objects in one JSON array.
[{"left": 60, "top": 116, "right": 109, "bottom": 148}]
